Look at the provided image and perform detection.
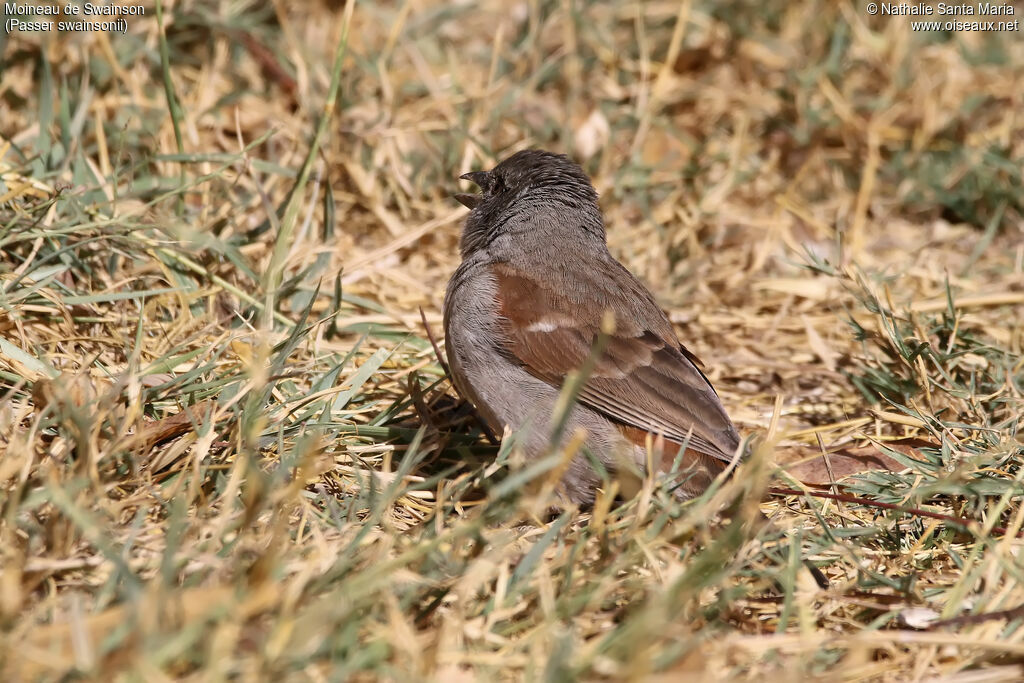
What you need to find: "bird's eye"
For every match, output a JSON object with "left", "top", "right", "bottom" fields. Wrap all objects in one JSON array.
[{"left": 490, "top": 175, "right": 506, "bottom": 194}]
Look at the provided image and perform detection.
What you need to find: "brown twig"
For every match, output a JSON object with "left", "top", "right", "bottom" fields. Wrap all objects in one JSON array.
[
  {"left": 236, "top": 30, "right": 298, "bottom": 96},
  {"left": 930, "top": 604, "right": 1024, "bottom": 629},
  {"left": 769, "top": 487, "right": 1016, "bottom": 537},
  {"left": 419, "top": 307, "right": 450, "bottom": 377}
]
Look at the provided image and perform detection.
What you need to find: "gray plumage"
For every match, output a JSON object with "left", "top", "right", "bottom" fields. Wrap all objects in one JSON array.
[{"left": 444, "top": 150, "right": 741, "bottom": 504}]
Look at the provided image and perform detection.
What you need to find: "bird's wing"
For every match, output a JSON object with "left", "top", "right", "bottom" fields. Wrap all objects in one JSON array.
[{"left": 490, "top": 261, "right": 741, "bottom": 463}]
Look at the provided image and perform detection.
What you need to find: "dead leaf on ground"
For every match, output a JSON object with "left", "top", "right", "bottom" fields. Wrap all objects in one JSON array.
[{"left": 777, "top": 439, "right": 932, "bottom": 485}]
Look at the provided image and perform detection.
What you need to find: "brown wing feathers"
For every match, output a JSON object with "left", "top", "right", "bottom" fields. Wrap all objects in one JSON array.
[{"left": 491, "top": 261, "right": 741, "bottom": 464}]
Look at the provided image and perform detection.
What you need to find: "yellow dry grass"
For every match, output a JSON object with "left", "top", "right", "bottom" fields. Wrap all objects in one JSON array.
[{"left": 1, "top": 1, "right": 1023, "bottom": 680}]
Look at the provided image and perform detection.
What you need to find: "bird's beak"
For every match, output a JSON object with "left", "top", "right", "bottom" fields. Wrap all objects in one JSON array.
[
  {"left": 460, "top": 171, "right": 490, "bottom": 186},
  {"left": 455, "top": 171, "right": 489, "bottom": 209},
  {"left": 454, "top": 193, "right": 480, "bottom": 209}
]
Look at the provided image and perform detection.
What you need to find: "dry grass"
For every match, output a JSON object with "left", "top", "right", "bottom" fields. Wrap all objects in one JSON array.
[{"left": 2, "top": 0, "right": 1023, "bottom": 680}]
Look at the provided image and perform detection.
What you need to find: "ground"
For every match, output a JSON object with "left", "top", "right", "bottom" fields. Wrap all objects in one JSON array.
[{"left": 1, "top": 0, "right": 1023, "bottom": 680}]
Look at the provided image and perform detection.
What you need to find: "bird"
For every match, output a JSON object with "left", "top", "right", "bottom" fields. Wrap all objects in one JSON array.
[{"left": 443, "top": 149, "right": 742, "bottom": 504}]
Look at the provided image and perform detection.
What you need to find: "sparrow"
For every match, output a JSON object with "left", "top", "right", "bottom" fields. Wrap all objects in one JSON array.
[{"left": 442, "top": 149, "right": 743, "bottom": 504}]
